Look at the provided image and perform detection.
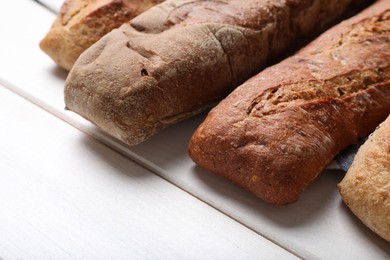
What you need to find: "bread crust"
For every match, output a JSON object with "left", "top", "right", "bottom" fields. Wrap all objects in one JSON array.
[
  {"left": 189, "top": 0, "right": 390, "bottom": 204},
  {"left": 40, "top": 0, "right": 163, "bottom": 70},
  {"left": 65, "top": 0, "right": 365, "bottom": 145},
  {"left": 338, "top": 115, "right": 390, "bottom": 242}
]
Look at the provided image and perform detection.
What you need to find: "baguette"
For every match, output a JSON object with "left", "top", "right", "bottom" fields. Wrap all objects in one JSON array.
[
  {"left": 189, "top": 0, "right": 390, "bottom": 205},
  {"left": 338, "top": 115, "right": 390, "bottom": 242},
  {"left": 40, "top": 0, "right": 163, "bottom": 70},
  {"left": 64, "top": 0, "right": 367, "bottom": 146}
]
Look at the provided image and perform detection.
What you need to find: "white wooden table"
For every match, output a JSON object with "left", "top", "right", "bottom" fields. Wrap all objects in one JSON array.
[{"left": 0, "top": 0, "right": 388, "bottom": 259}]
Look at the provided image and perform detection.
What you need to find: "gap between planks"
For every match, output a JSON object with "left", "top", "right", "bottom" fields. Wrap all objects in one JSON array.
[{"left": 0, "top": 80, "right": 304, "bottom": 259}]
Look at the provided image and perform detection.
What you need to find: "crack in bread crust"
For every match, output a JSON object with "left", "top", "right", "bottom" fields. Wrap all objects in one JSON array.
[
  {"left": 248, "top": 67, "right": 390, "bottom": 117},
  {"left": 336, "top": 9, "right": 390, "bottom": 47},
  {"left": 248, "top": 11, "right": 390, "bottom": 117}
]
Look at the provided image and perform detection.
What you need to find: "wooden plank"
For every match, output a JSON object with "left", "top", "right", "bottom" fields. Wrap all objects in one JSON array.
[
  {"left": 0, "top": 85, "right": 295, "bottom": 259},
  {"left": 0, "top": 0, "right": 388, "bottom": 258}
]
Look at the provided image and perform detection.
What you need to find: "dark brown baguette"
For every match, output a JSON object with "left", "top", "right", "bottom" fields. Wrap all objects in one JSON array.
[
  {"left": 338, "top": 115, "right": 390, "bottom": 242},
  {"left": 64, "top": 0, "right": 367, "bottom": 146},
  {"left": 40, "top": 0, "right": 164, "bottom": 70},
  {"left": 189, "top": 0, "right": 390, "bottom": 205}
]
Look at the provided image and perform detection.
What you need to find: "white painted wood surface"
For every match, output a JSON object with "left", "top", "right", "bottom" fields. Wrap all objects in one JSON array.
[
  {"left": 0, "top": 86, "right": 296, "bottom": 259},
  {"left": 0, "top": 0, "right": 388, "bottom": 258}
]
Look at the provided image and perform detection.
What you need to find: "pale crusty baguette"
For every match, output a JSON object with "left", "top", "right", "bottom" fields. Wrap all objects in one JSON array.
[
  {"left": 65, "top": 0, "right": 367, "bottom": 146},
  {"left": 40, "top": 0, "right": 164, "bottom": 70},
  {"left": 338, "top": 115, "right": 390, "bottom": 242},
  {"left": 189, "top": 0, "right": 390, "bottom": 205}
]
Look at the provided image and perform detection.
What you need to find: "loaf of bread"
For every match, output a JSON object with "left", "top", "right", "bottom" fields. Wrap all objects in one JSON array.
[
  {"left": 189, "top": 0, "right": 390, "bottom": 205},
  {"left": 338, "top": 115, "right": 390, "bottom": 242},
  {"left": 40, "top": 0, "right": 163, "bottom": 70},
  {"left": 65, "top": 0, "right": 367, "bottom": 146}
]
